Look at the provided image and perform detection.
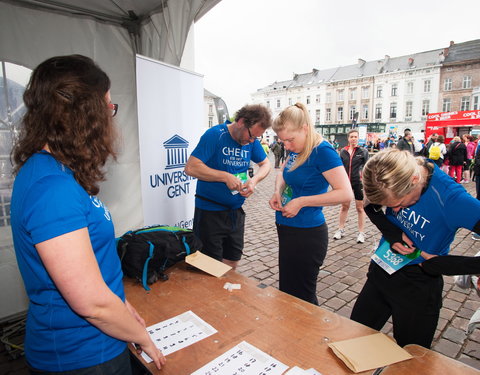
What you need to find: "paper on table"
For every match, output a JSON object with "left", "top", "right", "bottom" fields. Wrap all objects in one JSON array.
[
  {"left": 141, "top": 310, "right": 217, "bottom": 363},
  {"left": 328, "top": 332, "right": 412, "bottom": 373},
  {"left": 191, "top": 341, "right": 288, "bottom": 375},
  {"left": 186, "top": 251, "right": 232, "bottom": 277},
  {"left": 285, "top": 366, "right": 322, "bottom": 375}
]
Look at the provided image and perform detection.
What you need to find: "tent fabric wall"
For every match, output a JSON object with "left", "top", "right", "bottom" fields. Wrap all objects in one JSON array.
[{"left": 0, "top": 0, "right": 220, "bottom": 320}]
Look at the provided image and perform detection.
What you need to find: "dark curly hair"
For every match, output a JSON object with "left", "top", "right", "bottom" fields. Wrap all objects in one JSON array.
[
  {"left": 235, "top": 104, "right": 272, "bottom": 130},
  {"left": 12, "top": 55, "right": 117, "bottom": 195}
]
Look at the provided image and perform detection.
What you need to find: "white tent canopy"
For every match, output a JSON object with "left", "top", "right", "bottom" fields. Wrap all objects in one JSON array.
[{"left": 0, "top": 0, "right": 220, "bottom": 320}]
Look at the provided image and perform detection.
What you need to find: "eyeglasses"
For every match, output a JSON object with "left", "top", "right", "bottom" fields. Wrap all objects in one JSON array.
[
  {"left": 108, "top": 103, "right": 118, "bottom": 117},
  {"left": 245, "top": 124, "right": 255, "bottom": 140}
]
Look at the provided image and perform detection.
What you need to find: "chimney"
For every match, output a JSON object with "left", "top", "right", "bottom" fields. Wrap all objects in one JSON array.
[
  {"left": 443, "top": 47, "right": 450, "bottom": 58},
  {"left": 358, "top": 58, "right": 366, "bottom": 67},
  {"left": 408, "top": 57, "right": 414, "bottom": 66},
  {"left": 312, "top": 68, "right": 319, "bottom": 75},
  {"left": 384, "top": 55, "right": 390, "bottom": 63},
  {"left": 293, "top": 73, "right": 298, "bottom": 80}
]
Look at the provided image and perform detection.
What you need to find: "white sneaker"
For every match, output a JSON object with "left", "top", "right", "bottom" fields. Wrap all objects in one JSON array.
[
  {"left": 333, "top": 229, "right": 344, "bottom": 240},
  {"left": 357, "top": 232, "right": 365, "bottom": 243}
]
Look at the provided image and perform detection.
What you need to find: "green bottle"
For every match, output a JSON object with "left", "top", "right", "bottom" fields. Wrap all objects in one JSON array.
[{"left": 405, "top": 248, "right": 422, "bottom": 260}]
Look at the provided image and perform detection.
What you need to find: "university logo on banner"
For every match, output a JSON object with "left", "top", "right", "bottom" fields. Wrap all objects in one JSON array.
[{"left": 164, "top": 135, "right": 189, "bottom": 170}]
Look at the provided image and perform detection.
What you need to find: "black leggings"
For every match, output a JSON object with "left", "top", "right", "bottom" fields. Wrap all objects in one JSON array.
[
  {"left": 276, "top": 223, "right": 328, "bottom": 305},
  {"left": 351, "top": 262, "right": 443, "bottom": 348}
]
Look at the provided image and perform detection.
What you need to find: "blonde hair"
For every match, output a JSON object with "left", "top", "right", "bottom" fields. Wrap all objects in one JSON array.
[
  {"left": 272, "top": 102, "right": 321, "bottom": 171},
  {"left": 362, "top": 149, "right": 423, "bottom": 205}
]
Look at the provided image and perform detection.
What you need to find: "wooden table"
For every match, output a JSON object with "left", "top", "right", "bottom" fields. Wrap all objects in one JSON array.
[
  {"left": 381, "top": 344, "right": 480, "bottom": 375},
  {"left": 124, "top": 262, "right": 480, "bottom": 375}
]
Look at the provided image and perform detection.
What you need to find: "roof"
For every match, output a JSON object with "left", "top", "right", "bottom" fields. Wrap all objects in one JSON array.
[
  {"left": 204, "top": 88, "right": 219, "bottom": 98},
  {"left": 256, "top": 46, "right": 446, "bottom": 93},
  {"left": 444, "top": 39, "right": 480, "bottom": 63}
]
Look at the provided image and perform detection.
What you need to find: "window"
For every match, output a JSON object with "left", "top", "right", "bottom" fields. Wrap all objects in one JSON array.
[
  {"left": 208, "top": 117, "right": 213, "bottom": 127},
  {"left": 463, "top": 76, "right": 472, "bottom": 89},
  {"left": 361, "top": 86, "right": 369, "bottom": 99},
  {"left": 442, "top": 98, "right": 451, "bottom": 112},
  {"left": 326, "top": 92, "right": 331, "bottom": 103},
  {"left": 349, "top": 106, "right": 356, "bottom": 121},
  {"left": 405, "top": 101, "right": 412, "bottom": 118},
  {"left": 406, "top": 82, "right": 414, "bottom": 94},
  {"left": 276, "top": 99, "right": 281, "bottom": 108},
  {"left": 337, "top": 90, "right": 344, "bottom": 101},
  {"left": 423, "top": 80, "right": 431, "bottom": 93},
  {"left": 390, "top": 103, "right": 397, "bottom": 119},
  {"left": 444, "top": 78, "right": 452, "bottom": 91},
  {"left": 461, "top": 96, "right": 471, "bottom": 111},
  {"left": 337, "top": 106, "right": 343, "bottom": 121},
  {"left": 349, "top": 88, "right": 356, "bottom": 100},
  {"left": 316, "top": 94, "right": 320, "bottom": 103},
  {"left": 474, "top": 96, "right": 479, "bottom": 110},
  {"left": 208, "top": 104, "right": 213, "bottom": 115},
  {"left": 0, "top": 61, "right": 31, "bottom": 228},
  {"left": 315, "top": 109, "right": 321, "bottom": 124},
  {"left": 288, "top": 98, "right": 292, "bottom": 106},
  {"left": 391, "top": 84, "right": 398, "bottom": 97},
  {"left": 306, "top": 96, "right": 311, "bottom": 105},
  {"left": 362, "top": 104, "right": 368, "bottom": 119},
  {"left": 376, "top": 86, "right": 383, "bottom": 98},
  {"left": 325, "top": 108, "right": 331, "bottom": 121},
  {"left": 266, "top": 100, "right": 270, "bottom": 108},
  {"left": 422, "top": 100, "right": 430, "bottom": 116},
  {"left": 375, "top": 104, "right": 382, "bottom": 120}
]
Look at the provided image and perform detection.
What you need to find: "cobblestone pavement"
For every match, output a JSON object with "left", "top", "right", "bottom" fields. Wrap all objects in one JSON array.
[{"left": 238, "top": 154, "right": 480, "bottom": 370}]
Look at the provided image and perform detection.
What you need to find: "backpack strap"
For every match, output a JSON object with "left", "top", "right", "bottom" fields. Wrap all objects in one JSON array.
[
  {"left": 142, "top": 241, "right": 155, "bottom": 291},
  {"left": 182, "top": 236, "right": 191, "bottom": 255}
]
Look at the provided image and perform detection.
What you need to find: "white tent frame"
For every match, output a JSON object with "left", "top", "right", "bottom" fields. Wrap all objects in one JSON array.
[{"left": 0, "top": 0, "right": 220, "bottom": 320}]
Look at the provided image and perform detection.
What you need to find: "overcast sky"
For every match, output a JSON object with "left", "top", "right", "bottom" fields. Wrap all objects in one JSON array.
[{"left": 194, "top": 0, "right": 480, "bottom": 115}]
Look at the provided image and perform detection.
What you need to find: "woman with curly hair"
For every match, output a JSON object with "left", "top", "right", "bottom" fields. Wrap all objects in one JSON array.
[
  {"left": 350, "top": 148, "right": 480, "bottom": 348},
  {"left": 11, "top": 55, "right": 165, "bottom": 374}
]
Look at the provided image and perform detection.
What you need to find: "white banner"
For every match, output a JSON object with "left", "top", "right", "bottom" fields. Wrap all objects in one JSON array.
[{"left": 136, "top": 55, "right": 203, "bottom": 228}]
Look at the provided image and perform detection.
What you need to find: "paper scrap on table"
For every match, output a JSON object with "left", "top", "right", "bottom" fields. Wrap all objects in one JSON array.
[
  {"left": 186, "top": 251, "right": 232, "bottom": 277},
  {"left": 223, "top": 282, "right": 241, "bottom": 291},
  {"left": 285, "top": 366, "right": 323, "bottom": 374},
  {"left": 141, "top": 310, "right": 217, "bottom": 363},
  {"left": 328, "top": 332, "right": 412, "bottom": 373},
  {"left": 191, "top": 341, "right": 288, "bottom": 375}
]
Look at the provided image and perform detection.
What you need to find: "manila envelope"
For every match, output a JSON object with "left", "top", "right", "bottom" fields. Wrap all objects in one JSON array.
[
  {"left": 185, "top": 251, "right": 232, "bottom": 277},
  {"left": 328, "top": 332, "right": 413, "bottom": 373}
]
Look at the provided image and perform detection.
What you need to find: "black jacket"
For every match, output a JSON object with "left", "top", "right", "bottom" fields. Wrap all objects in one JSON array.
[
  {"left": 396, "top": 137, "right": 414, "bottom": 154},
  {"left": 339, "top": 146, "right": 369, "bottom": 185},
  {"left": 448, "top": 141, "right": 467, "bottom": 166}
]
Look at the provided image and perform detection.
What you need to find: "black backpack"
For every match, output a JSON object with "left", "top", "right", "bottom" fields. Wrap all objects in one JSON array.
[{"left": 116, "top": 225, "right": 202, "bottom": 290}]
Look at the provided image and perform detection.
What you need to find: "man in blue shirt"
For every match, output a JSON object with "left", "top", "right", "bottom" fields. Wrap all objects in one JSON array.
[{"left": 185, "top": 104, "right": 272, "bottom": 269}]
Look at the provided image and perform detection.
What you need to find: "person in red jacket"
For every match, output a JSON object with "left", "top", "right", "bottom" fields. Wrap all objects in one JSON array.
[{"left": 333, "top": 129, "right": 369, "bottom": 243}]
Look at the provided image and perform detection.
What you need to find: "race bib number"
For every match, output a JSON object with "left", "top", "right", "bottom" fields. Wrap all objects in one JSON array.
[
  {"left": 371, "top": 240, "right": 421, "bottom": 275},
  {"left": 281, "top": 185, "right": 293, "bottom": 206},
  {"left": 230, "top": 172, "right": 248, "bottom": 195}
]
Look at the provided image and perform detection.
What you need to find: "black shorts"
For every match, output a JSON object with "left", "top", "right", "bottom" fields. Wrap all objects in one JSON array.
[
  {"left": 351, "top": 182, "right": 364, "bottom": 201},
  {"left": 193, "top": 207, "right": 245, "bottom": 262}
]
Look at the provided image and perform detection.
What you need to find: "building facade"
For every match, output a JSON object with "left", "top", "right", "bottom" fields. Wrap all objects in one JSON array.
[{"left": 252, "top": 39, "right": 480, "bottom": 142}]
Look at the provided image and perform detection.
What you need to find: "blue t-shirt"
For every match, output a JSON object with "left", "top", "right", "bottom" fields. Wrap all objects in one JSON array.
[
  {"left": 10, "top": 151, "right": 125, "bottom": 371},
  {"left": 384, "top": 165, "right": 480, "bottom": 265},
  {"left": 191, "top": 122, "right": 266, "bottom": 210},
  {"left": 276, "top": 141, "right": 343, "bottom": 228}
]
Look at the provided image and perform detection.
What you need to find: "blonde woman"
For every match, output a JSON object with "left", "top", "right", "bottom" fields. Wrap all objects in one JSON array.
[
  {"left": 350, "top": 148, "right": 480, "bottom": 348},
  {"left": 269, "top": 103, "right": 352, "bottom": 304}
]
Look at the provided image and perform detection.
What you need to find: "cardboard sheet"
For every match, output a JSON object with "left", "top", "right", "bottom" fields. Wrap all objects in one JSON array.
[
  {"left": 185, "top": 251, "right": 232, "bottom": 277},
  {"left": 328, "top": 332, "right": 412, "bottom": 373}
]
